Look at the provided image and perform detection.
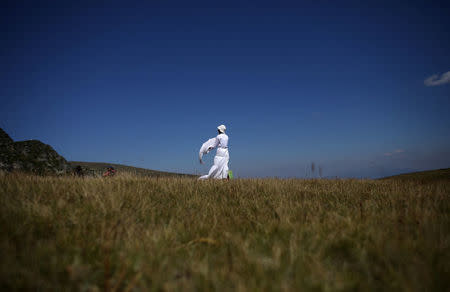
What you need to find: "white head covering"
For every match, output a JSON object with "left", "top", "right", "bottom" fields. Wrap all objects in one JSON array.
[{"left": 217, "top": 124, "right": 226, "bottom": 133}]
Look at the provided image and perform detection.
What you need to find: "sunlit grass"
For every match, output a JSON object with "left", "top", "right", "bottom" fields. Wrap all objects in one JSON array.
[{"left": 0, "top": 172, "right": 449, "bottom": 291}]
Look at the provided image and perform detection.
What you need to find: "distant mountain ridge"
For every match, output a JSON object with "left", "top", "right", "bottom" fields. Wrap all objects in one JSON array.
[
  {"left": 0, "top": 128, "right": 193, "bottom": 177},
  {"left": 380, "top": 168, "right": 450, "bottom": 182},
  {"left": 69, "top": 161, "right": 195, "bottom": 177}
]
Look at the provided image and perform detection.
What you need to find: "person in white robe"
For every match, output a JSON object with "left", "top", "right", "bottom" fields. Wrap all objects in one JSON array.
[{"left": 198, "top": 125, "right": 229, "bottom": 179}]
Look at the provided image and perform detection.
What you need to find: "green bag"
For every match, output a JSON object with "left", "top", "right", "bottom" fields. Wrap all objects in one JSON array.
[{"left": 228, "top": 170, "right": 233, "bottom": 179}]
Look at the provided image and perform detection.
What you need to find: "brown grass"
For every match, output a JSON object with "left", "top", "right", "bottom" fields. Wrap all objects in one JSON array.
[{"left": 0, "top": 172, "right": 449, "bottom": 291}]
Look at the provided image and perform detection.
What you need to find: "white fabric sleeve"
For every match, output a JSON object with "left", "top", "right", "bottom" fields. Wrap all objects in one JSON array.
[{"left": 199, "top": 138, "right": 218, "bottom": 161}]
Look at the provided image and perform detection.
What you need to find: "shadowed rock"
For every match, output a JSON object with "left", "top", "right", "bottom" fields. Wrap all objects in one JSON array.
[
  {"left": 0, "top": 128, "right": 69, "bottom": 174},
  {"left": 0, "top": 128, "right": 13, "bottom": 146}
]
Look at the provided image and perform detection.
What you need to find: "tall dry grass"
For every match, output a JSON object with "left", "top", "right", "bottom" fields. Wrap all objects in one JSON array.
[{"left": 0, "top": 172, "right": 449, "bottom": 291}]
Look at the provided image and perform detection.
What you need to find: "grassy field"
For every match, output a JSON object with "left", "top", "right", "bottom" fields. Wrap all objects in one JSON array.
[{"left": 0, "top": 172, "right": 449, "bottom": 291}]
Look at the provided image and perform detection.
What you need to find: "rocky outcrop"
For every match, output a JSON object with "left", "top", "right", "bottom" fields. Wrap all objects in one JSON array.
[
  {"left": 0, "top": 128, "right": 69, "bottom": 174},
  {"left": 0, "top": 129, "right": 16, "bottom": 171},
  {"left": 0, "top": 128, "right": 13, "bottom": 145}
]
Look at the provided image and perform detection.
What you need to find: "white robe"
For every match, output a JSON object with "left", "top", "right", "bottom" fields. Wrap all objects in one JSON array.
[{"left": 198, "top": 134, "right": 229, "bottom": 179}]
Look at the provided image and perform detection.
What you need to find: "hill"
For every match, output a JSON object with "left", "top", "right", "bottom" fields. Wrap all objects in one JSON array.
[
  {"left": 0, "top": 128, "right": 193, "bottom": 177},
  {"left": 380, "top": 168, "right": 450, "bottom": 183},
  {"left": 0, "top": 128, "right": 69, "bottom": 174},
  {"left": 69, "top": 161, "right": 195, "bottom": 178}
]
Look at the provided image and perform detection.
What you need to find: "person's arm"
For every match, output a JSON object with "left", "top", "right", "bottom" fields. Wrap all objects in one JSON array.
[
  {"left": 208, "top": 136, "right": 219, "bottom": 151},
  {"left": 199, "top": 137, "right": 218, "bottom": 164}
]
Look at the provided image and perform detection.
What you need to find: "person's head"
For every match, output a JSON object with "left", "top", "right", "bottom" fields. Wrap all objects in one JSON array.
[{"left": 217, "top": 124, "right": 226, "bottom": 134}]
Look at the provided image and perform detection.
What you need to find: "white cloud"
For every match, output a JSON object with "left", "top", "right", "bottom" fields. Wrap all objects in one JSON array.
[{"left": 424, "top": 71, "right": 450, "bottom": 86}]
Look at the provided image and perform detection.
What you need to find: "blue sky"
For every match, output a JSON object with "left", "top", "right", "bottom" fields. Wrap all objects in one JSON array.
[{"left": 1, "top": 0, "right": 449, "bottom": 178}]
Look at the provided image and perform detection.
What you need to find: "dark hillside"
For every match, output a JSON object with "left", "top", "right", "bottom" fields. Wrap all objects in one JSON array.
[
  {"left": 0, "top": 128, "right": 192, "bottom": 177},
  {"left": 0, "top": 128, "right": 69, "bottom": 174},
  {"left": 380, "top": 168, "right": 450, "bottom": 183},
  {"left": 69, "top": 161, "right": 195, "bottom": 178},
  {"left": 0, "top": 128, "right": 13, "bottom": 145}
]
